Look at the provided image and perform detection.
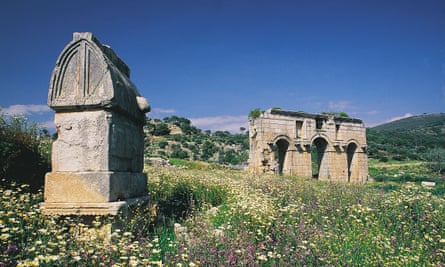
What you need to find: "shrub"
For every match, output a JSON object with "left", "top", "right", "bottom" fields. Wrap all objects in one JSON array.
[
  {"left": 422, "top": 147, "right": 445, "bottom": 175},
  {"left": 338, "top": 111, "right": 349, "bottom": 117},
  {"left": 147, "top": 170, "right": 228, "bottom": 223},
  {"left": 0, "top": 114, "right": 50, "bottom": 191},
  {"left": 201, "top": 141, "right": 218, "bottom": 161},
  {"left": 379, "top": 156, "right": 389, "bottom": 162},
  {"left": 170, "top": 144, "right": 189, "bottom": 159},
  {"left": 392, "top": 154, "right": 406, "bottom": 161},
  {"left": 158, "top": 141, "right": 168, "bottom": 149},
  {"left": 248, "top": 108, "right": 262, "bottom": 119},
  {"left": 153, "top": 123, "right": 171, "bottom": 136}
]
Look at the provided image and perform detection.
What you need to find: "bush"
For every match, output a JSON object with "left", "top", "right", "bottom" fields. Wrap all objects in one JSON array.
[
  {"left": 392, "top": 155, "right": 406, "bottom": 161},
  {"left": 148, "top": 171, "right": 228, "bottom": 223},
  {"left": 158, "top": 141, "right": 168, "bottom": 149},
  {"left": 170, "top": 144, "right": 189, "bottom": 159},
  {"left": 379, "top": 156, "right": 389, "bottom": 162},
  {"left": 0, "top": 114, "right": 50, "bottom": 191},
  {"left": 422, "top": 148, "right": 445, "bottom": 175},
  {"left": 249, "top": 108, "right": 262, "bottom": 119},
  {"left": 201, "top": 141, "right": 218, "bottom": 161},
  {"left": 153, "top": 123, "right": 171, "bottom": 136}
]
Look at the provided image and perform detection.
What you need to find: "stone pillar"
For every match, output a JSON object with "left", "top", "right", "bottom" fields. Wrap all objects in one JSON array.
[{"left": 40, "top": 32, "right": 150, "bottom": 216}]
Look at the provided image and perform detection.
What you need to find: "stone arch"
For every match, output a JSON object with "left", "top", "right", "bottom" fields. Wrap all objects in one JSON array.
[
  {"left": 272, "top": 135, "right": 291, "bottom": 174},
  {"left": 311, "top": 136, "right": 329, "bottom": 179},
  {"left": 247, "top": 109, "right": 368, "bottom": 182},
  {"left": 346, "top": 140, "right": 360, "bottom": 182}
]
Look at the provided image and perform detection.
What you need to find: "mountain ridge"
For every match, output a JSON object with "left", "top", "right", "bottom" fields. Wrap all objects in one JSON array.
[{"left": 372, "top": 113, "right": 445, "bottom": 132}]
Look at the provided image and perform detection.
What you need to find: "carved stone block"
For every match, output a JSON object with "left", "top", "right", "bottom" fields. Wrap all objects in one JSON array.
[{"left": 41, "top": 32, "right": 150, "bottom": 216}]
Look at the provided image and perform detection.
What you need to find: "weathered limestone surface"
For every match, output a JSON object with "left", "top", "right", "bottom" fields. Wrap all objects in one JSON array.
[
  {"left": 248, "top": 109, "right": 368, "bottom": 183},
  {"left": 44, "top": 172, "right": 147, "bottom": 203},
  {"left": 51, "top": 110, "right": 144, "bottom": 172},
  {"left": 41, "top": 32, "right": 150, "bottom": 215}
]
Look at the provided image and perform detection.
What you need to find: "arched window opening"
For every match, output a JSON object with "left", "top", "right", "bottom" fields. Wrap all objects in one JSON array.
[
  {"left": 347, "top": 143, "right": 358, "bottom": 182},
  {"left": 275, "top": 139, "right": 289, "bottom": 174},
  {"left": 311, "top": 137, "right": 328, "bottom": 179}
]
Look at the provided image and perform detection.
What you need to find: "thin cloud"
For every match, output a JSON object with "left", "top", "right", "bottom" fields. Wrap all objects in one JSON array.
[
  {"left": 367, "top": 113, "right": 414, "bottom": 128},
  {"left": 151, "top": 108, "right": 176, "bottom": 115},
  {"left": 386, "top": 113, "right": 414, "bottom": 123},
  {"left": 1, "top": 104, "right": 50, "bottom": 115},
  {"left": 328, "top": 101, "right": 351, "bottom": 111},
  {"left": 190, "top": 115, "right": 248, "bottom": 133},
  {"left": 366, "top": 110, "right": 379, "bottom": 115},
  {"left": 38, "top": 120, "right": 55, "bottom": 130}
]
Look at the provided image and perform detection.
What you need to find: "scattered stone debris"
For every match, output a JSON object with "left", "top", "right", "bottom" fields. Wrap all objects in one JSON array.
[
  {"left": 174, "top": 223, "right": 189, "bottom": 242},
  {"left": 421, "top": 181, "right": 436, "bottom": 188},
  {"left": 147, "top": 157, "right": 171, "bottom": 167}
]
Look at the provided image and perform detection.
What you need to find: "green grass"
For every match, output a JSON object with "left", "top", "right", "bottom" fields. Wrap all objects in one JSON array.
[
  {"left": 368, "top": 158, "right": 445, "bottom": 196},
  {"left": 1, "top": 163, "right": 445, "bottom": 266}
]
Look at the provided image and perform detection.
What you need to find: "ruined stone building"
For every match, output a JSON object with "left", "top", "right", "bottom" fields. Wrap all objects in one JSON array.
[{"left": 248, "top": 109, "right": 368, "bottom": 183}]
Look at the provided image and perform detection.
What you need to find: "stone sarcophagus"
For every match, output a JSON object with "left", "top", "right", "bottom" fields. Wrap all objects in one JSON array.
[{"left": 41, "top": 32, "right": 150, "bottom": 215}]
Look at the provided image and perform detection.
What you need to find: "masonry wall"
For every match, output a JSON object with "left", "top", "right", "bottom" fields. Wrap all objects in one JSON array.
[{"left": 248, "top": 109, "right": 368, "bottom": 183}]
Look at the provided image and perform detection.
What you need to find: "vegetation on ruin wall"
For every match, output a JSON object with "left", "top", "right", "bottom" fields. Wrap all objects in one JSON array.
[{"left": 1, "top": 166, "right": 445, "bottom": 266}]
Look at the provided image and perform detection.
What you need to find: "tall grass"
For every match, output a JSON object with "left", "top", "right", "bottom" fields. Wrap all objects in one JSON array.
[{"left": 1, "top": 166, "right": 444, "bottom": 266}]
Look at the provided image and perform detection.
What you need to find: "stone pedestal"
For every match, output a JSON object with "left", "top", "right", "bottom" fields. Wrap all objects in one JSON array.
[
  {"left": 40, "top": 32, "right": 150, "bottom": 217},
  {"left": 40, "top": 196, "right": 149, "bottom": 216}
]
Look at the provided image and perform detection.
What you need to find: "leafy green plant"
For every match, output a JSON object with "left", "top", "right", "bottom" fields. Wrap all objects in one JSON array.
[
  {"left": 338, "top": 112, "right": 349, "bottom": 117},
  {"left": 0, "top": 114, "right": 50, "bottom": 191},
  {"left": 422, "top": 147, "right": 445, "bottom": 175},
  {"left": 153, "top": 123, "right": 170, "bottom": 136},
  {"left": 170, "top": 144, "right": 189, "bottom": 159},
  {"left": 248, "top": 108, "right": 262, "bottom": 119}
]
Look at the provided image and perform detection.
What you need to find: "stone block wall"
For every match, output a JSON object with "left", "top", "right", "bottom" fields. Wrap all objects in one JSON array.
[{"left": 248, "top": 109, "right": 368, "bottom": 183}]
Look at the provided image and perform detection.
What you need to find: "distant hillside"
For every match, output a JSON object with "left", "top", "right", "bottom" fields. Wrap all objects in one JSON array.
[
  {"left": 143, "top": 113, "right": 445, "bottom": 165},
  {"left": 372, "top": 113, "right": 445, "bottom": 132},
  {"left": 144, "top": 116, "right": 249, "bottom": 165},
  {"left": 367, "top": 113, "right": 445, "bottom": 162}
]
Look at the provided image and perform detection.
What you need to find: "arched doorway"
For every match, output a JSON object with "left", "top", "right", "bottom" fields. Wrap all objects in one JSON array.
[
  {"left": 311, "top": 137, "right": 328, "bottom": 179},
  {"left": 347, "top": 143, "right": 358, "bottom": 182},
  {"left": 275, "top": 139, "right": 289, "bottom": 174}
]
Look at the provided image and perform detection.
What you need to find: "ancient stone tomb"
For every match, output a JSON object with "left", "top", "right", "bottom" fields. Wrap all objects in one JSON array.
[
  {"left": 40, "top": 32, "right": 150, "bottom": 215},
  {"left": 248, "top": 109, "right": 368, "bottom": 183}
]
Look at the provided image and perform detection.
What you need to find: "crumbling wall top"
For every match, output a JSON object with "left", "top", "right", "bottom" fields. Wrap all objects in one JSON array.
[{"left": 269, "top": 109, "right": 363, "bottom": 124}]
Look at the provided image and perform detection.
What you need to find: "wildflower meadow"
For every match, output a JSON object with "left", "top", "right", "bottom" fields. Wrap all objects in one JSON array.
[{"left": 1, "top": 164, "right": 445, "bottom": 266}]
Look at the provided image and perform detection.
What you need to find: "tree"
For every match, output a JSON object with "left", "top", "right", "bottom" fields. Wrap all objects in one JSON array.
[
  {"left": 170, "top": 144, "right": 189, "bottom": 159},
  {"left": 201, "top": 141, "right": 218, "bottom": 161},
  {"left": 153, "top": 123, "right": 170, "bottom": 136},
  {"left": 422, "top": 148, "right": 445, "bottom": 175},
  {"left": 163, "top": 116, "right": 200, "bottom": 135},
  {"left": 158, "top": 141, "right": 168, "bottom": 149}
]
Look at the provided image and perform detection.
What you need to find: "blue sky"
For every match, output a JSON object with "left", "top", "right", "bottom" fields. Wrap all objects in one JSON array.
[{"left": 0, "top": 0, "right": 444, "bottom": 132}]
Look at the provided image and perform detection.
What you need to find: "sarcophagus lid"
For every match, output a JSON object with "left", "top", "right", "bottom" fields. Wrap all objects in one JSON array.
[{"left": 48, "top": 32, "right": 149, "bottom": 123}]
